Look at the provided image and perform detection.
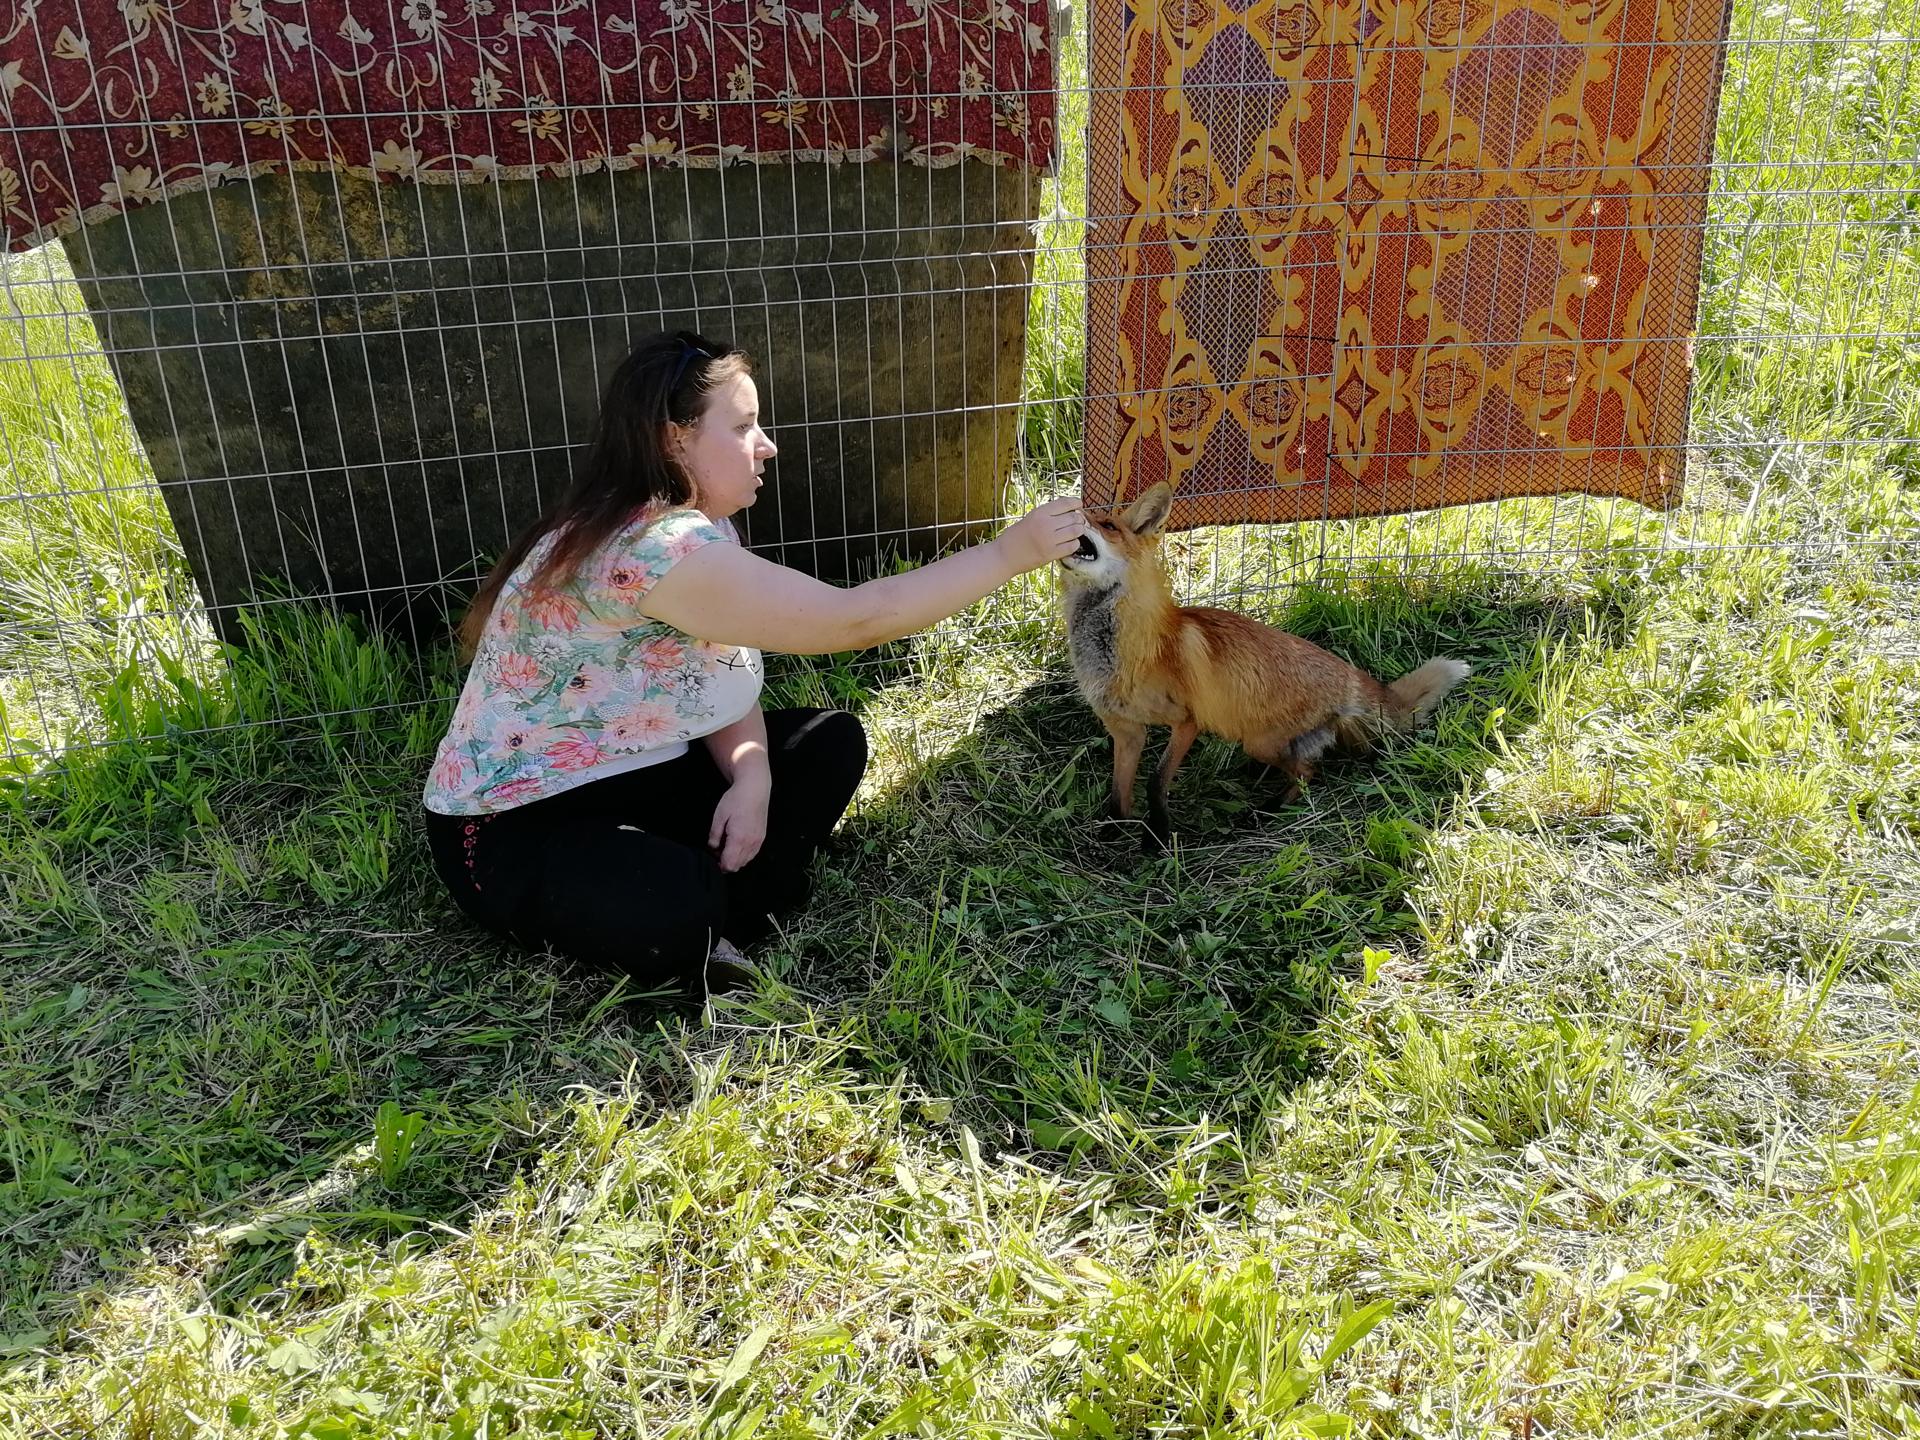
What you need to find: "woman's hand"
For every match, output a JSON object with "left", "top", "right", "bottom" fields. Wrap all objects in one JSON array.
[
  {"left": 994, "top": 496, "right": 1088, "bottom": 573},
  {"left": 708, "top": 774, "right": 770, "bottom": 872}
]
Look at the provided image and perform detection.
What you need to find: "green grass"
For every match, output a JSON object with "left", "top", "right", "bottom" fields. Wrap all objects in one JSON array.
[
  {"left": 3, "top": 2, "right": 1920, "bottom": 1434},
  {"left": 0, "top": 249, "right": 225, "bottom": 767},
  {"left": 1022, "top": 21, "right": 1089, "bottom": 477}
]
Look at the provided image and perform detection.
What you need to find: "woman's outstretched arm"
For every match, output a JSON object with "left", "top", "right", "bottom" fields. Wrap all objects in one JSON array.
[{"left": 638, "top": 497, "right": 1086, "bottom": 656}]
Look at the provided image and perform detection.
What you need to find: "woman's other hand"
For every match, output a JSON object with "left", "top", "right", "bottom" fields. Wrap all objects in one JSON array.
[{"left": 708, "top": 776, "right": 770, "bottom": 872}]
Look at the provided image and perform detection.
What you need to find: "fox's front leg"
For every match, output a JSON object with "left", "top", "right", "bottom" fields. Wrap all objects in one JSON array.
[
  {"left": 1146, "top": 719, "right": 1200, "bottom": 844},
  {"left": 1103, "top": 715, "right": 1147, "bottom": 822}
]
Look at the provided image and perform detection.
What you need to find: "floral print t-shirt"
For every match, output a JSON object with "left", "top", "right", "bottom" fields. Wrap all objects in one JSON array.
[{"left": 423, "top": 508, "right": 763, "bottom": 815}]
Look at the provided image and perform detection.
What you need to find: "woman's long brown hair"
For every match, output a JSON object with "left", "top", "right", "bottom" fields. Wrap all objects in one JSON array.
[{"left": 456, "top": 330, "right": 752, "bottom": 661}]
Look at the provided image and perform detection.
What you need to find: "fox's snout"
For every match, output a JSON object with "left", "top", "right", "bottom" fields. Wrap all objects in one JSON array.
[
  {"left": 1058, "top": 520, "right": 1133, "bottom": 588},
  {"left": 1058, "top": 483, "right": 1173, "bottom": 590}
]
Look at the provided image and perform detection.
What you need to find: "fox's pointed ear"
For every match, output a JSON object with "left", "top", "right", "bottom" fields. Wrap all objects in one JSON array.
[{"left": 1121, "top": 482, "right": 1174, "bottom": 537}]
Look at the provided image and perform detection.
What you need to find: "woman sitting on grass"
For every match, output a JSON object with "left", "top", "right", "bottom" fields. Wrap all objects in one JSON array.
[{"left": 422, "top": 330, "right": 1085, "bottom": 994}]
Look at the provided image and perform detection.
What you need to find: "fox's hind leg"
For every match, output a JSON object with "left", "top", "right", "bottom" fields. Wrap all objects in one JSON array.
[
  {"left": 1147, "top": 718, "right": 1199, "bottom": 845},
  {"left": 1244, "top": 724, "right": 1335, "bottom": 807}
]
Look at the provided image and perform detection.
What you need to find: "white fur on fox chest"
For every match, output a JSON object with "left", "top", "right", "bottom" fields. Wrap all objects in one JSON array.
[{"left": 1064, "top": 586, "right": 1185, "bottom": 725}]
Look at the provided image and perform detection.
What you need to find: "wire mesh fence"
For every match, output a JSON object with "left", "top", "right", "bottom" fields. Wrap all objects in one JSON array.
[{"left": 1, "top": 0, "right": 1917, "bottom": 774}]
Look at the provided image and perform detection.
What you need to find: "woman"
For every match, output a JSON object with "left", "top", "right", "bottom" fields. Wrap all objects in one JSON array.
[{"left": 423, "top": 330, "right": 1085, "bottom": 994}]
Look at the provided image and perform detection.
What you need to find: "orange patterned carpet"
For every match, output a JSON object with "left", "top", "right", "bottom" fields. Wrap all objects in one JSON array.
[{"left": 1084, "top": 0, "right": 1731, "bottom": 528}]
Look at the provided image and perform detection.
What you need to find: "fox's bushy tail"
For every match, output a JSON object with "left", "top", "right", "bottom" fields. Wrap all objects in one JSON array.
[
  {"left": 1333, "top": 656, "right": 1470, "bottom": 747},
  {"left": 1385, "top": 657, "right": 1470, "bottom": 723}
]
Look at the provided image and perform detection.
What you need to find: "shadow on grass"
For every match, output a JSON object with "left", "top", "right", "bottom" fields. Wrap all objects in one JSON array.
[
  {"left": 0, "top": 820, "right": 697, "bottom": 1342},
  {"left": 0, "top": 568, "right": 1618, "bottom": 1344},
  {"left": 759, "top": 570, "right": 1614, "bottom": 1169},
  {"left": 0, "top": 604, "right": 714, "bottom": 1341}
]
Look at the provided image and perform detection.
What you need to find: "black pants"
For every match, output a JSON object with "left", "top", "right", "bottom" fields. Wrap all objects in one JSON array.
[{"left": 425, "top": 708, "right": 867, "bottom": 987}]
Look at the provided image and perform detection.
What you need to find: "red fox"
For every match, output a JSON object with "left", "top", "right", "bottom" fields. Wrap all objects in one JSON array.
[{"left": 1059, "top": 481, "right": 1469, "bottom": 843}]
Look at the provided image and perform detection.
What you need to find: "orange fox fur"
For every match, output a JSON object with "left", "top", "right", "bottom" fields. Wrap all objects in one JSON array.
[{"left": 1058, "top": 482, "right": 1469, "bottom": 841}]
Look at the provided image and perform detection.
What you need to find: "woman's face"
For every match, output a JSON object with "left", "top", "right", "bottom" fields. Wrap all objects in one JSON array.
[{"left": 675, "top": 372, "right": 777, "bottom": 520}]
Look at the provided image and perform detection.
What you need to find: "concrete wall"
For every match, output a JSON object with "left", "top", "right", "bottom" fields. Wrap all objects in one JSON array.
[{"left": 61, "top": 160, "right": 1039, "bottom": 646}]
